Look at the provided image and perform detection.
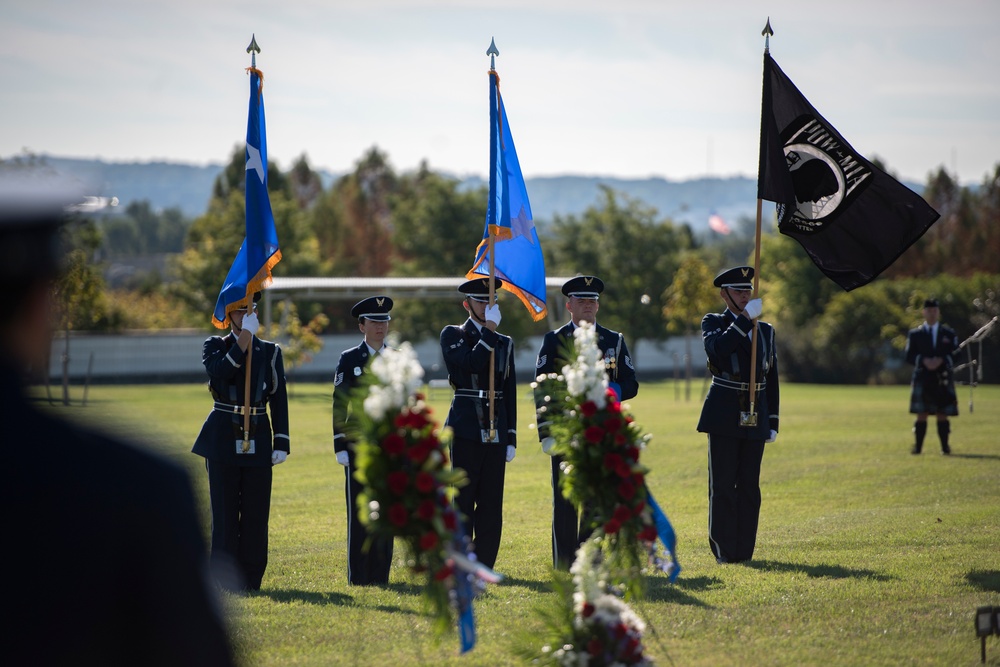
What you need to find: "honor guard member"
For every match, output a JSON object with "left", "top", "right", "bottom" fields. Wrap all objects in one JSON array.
[
  {"left": 905, "top": 298, "right": 959, "bottom": 455},
  {"left": 697, "top": 266, "right": 778, "bottom": 564},
  {"left": 534, "top": 275, "right": 638, "bottom": 570},
  {"left": 333, "top": 295, "right": 395, "bottom": 585},
  {"left": 193, "top": 290, "right": 290, "bottom": 591},
  {"left": 440, "top": 277, "right": 517, "bottom": 569},
  {"left": 3, "top": 184, "right": 236, "bottom": 665}
]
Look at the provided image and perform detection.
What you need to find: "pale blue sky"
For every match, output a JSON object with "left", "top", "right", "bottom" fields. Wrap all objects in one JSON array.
[{"left": 2, "top": 0, "right": 997, "bottom": 185}]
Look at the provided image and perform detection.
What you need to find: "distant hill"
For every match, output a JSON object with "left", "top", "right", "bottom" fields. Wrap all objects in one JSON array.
[{"left": 10, "top": 155, "right": 927, "bottom": 236}]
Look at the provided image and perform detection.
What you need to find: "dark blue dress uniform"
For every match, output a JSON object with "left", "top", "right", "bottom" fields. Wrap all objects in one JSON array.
[
  {"left": 333, "top": 295, "right": 395, "bottom": 585},
  {"left": 534, "top": 275, "right": 638, "bottom": 570},
  {"left": 440, "top": 278, "right": 516, "bottom": 569},
  {"left": 905, "top": 298, "right": 959, "bottom": 454},
  {"left": 696, "top": 266, "right": 779, "bottom": 564},
  {"left": 193, "top": 329, "right": 289, "bottom": 591}
]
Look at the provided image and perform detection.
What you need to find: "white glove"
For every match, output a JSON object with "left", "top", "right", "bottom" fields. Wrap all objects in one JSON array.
[
  {"left": 766, "top": 430, "right": 777, "bottom": 443},
  {"left": 242, "top": 311, "right": 260, "bottom": 335},
  {"left": 335, "top": 451, "right": 349, "bottom": 466},
  {"left": 744, "top": 298, "right": 762, "bottom": 320},
  {"left": 505, "top": 445, "right": 516, "bottom": 462},
  {"left": 271, "top": 450, "right": 287, "bottom": 465},
  {"left": 540, "top": 437, "right": 556, "bottom": 455},
  {"left": 484, "top": 304, "right": 502, "bottom": 326}
]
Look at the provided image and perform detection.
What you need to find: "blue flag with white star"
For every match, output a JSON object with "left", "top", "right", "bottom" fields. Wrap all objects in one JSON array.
[
  {"left": 467, "top": 69, "right": 547, "bottom": 321},
  {"left": 213, "top": 66, "right": 282, "bottom": 328}
]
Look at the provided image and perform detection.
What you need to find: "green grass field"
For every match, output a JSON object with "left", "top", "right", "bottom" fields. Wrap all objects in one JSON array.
[{"left": 49, "top": 380, "right": 1000, "bottom": 666}]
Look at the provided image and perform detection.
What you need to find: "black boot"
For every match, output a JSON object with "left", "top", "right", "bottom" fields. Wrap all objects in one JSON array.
[
  {"left": 911, "top": 421, "right": 926, "bottom": 455},
  {"left": 937, "top": 420, "right": 951, "bottom": 455}
]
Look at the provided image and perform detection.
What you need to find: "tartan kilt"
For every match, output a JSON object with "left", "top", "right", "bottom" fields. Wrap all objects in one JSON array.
[{"left": 909, "top": 368, "right": 959, "bottom": 416}]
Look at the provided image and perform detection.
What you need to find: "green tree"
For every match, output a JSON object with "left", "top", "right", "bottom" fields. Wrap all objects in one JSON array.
[
  {"left": 662, "top": 255, "right": 719, "bottom": 399},
  {"left": 55, "top": 218, "right": 110, "bottom": 402},
  {"left": 259, "top": 299, "right": 329, "bottom": 394},
  {"left": 388, "top": 162, "right": 488, "bottom": 342},
  {"left": 544, "top": 186, "right": 693, "bottom": 345}
]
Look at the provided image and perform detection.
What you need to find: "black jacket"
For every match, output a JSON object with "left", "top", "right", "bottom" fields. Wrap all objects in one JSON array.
[
  {"left": 193, "top": 332, "right": 289, "bottom": 466},
  {"left": 533, "top": 321, "right": 638, "bottom": 440},
  {"left": 440, "top": 319, "right": 517, "bottom": 446},
  {"left": 696, "top": 310, "right": 779, "bottom": 440}
]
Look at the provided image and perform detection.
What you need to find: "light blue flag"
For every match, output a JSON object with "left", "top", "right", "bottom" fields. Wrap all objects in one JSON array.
[
  {"left": 213, "top": 66, "right": 281, "bottom": 328},
  {"left": 467, "top": 69, "right": 547, "bottom": 321}
]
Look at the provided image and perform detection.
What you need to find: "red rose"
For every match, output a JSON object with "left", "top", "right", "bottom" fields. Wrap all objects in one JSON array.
[
  {"left": 615, "top": 461, "right": 631, "bottom": 478},
  {"left": 393, "top": 413, "right": 409, "bottom": 429},
  {"left": 587, "top": 638, "right": 603, "bottom": 657},
  {"left": 408, "top": 410, "right": 430, "bottom": 429},
  {"left": 639, "top": 526, "right": 658, "bottom": 542},
  {"left": 584, "top": 425, "right": 605, "bottom": 443},
  {"left": 625, "top": 445, "right": 640, "bottom": 461},
  {"left": 614, "top": 432, "right": 628, "bottom": 446},
  {"left": 606, "top": 397, "right": 622, "bottom": 414},
  {"left": 603, "top": 452, "right": 623, "bottom": 470},
  {"left": 443, "top": 511, "right": 457, "bottom": 531},
  {"left": 419, "top": 531, "right": 439, "bottom": 551},
  {"left": 415, "top": 471, "right": 435, "bottom": 493},
  {"left": 613, "top": 622, "right": 628, "bottom": 639},
  {"left": 388, "top": 503, "right": 408, "bottom": 527},
  {"left": 407, "top": 443, "right": 430, "bottom": 464},
  {"left": 387, "top": 471, "right": 409, "bottom": 495},
  {"left": 382, "top": 433, "right": 406, "bottom": 455},
  {"left": 417, "top": 499, "right": 436, "bottom": 521},
  {"left": 582, "top": 602, "right": 595, "bottom": 618},
  {"left": 433, "top": 563, "right": 454, "bottom": 581},
  {"left": 604, "top": 518, "right": 621, "bottom": 534},
  {"left": 580, "top": 401, "right": 598, "bottom": 417},
  {"left": 617, "top": 480, "right": 636, "bottom": 500},
  {"left": 632, "top": 472, "right": 645, "bottom": 486},
  {"left": 613, "top": 505, "right": 632, "bottom": 523},
  {"left": 604, "top": 416, "right": 623, "bottom": 432}
]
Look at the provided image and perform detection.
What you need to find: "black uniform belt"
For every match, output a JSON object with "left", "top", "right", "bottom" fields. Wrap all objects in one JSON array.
[
  {"left": 711, "top": 377, "right": 766, "bottom": 392},
  {"left": 454, "top": 389, "right": 504, "bottom": 400},
  {"left": 214, "top": 402, "right": 267, "bottom": 416}
]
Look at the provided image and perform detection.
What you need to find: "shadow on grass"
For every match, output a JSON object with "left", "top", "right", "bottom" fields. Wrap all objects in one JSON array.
[
  {"left": 252, "top": 589, "right": 354, "bottom": 605},
  {"left": 947, "top": 453, "right": 1000, "bottom": 461},
  {"left": 500, "top": 576, "right": 557, "bottom": 594},
  {"left": 967, "top": 570, "right": 1000, "bottom": 593},
  {"left": 743, "top": 559, "right": 893, "bottom": 581},
  {"left": 644, "top": 575, "right": 718, "bottom": 606}
]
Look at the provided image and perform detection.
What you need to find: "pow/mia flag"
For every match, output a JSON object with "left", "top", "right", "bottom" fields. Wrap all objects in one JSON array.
[{"left": 757, "top": 52, "right": 940, "bottom": 291}]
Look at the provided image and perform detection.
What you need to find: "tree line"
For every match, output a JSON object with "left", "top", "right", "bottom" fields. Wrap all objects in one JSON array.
[{"left": 13, "top": 147, "right": 997, "bottom": 384}]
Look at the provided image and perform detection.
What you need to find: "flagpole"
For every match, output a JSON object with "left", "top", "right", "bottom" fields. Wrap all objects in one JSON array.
[
  {"left": 746, "top": 19, "right": 773, "bottom": 428},
  {"left": 486, "top": 38, "right": 500, "bottom": 442},
  {"left": 242, "top": 34, "right": 261, "bottom": 452}
]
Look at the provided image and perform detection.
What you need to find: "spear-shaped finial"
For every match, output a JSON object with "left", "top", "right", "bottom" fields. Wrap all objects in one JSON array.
[
  {"left": 247, "top": 34, "right": 261, "bottom": 68},
  {"left": 487, "top": 37, "right": 499, "bottom": 70},
  {"left": 761, "top": 18, "right": 773, "bottom": 54}
]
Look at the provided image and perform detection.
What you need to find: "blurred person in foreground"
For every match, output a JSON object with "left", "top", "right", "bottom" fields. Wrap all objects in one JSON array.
[{"left": 1, "top": 183, "right": 236, "bottom": 665}]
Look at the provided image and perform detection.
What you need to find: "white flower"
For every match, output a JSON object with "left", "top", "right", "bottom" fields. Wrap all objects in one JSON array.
[
  {"left": 363, "top": 342, "right": 425, "bottom": 420},
  {"left": 562, "top": 322, "right": 608, "bottom": 410}
]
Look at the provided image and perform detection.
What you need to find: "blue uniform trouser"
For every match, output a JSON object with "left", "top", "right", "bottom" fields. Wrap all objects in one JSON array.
[
  {"left": 345, "top": 449, "right": 393, "bottom": 585},
  {"left": 707, "top": 433, "right": 765, "bottom": 563},
  {"left": 451, "top": 438, "right": 506, "bottom": 569},
  {"left": 206, "top": 460, "right": 272, "bottom": 590}
]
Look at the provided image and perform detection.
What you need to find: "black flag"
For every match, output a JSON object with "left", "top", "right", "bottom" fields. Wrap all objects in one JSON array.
[{"left": 757, "top": 52, "right": 940, "bottom": 291}]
